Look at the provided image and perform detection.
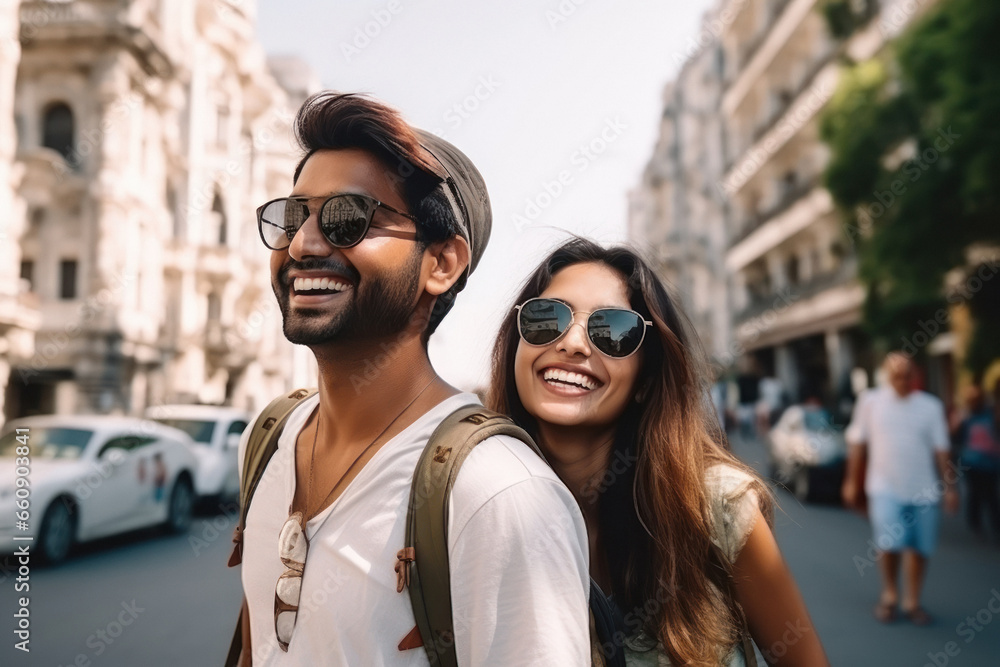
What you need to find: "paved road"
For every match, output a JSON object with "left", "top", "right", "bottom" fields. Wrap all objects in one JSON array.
[
  {"left": 733, "top": 434, "right": 1000, "bottom": 667},
  {"left": 2, "top": 439, "right": 998, "bottom": 667},
  {"left": 0, "top": 505, "right": 243, "bottom": 667}
]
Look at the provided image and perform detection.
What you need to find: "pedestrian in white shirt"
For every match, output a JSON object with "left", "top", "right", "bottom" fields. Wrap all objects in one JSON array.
[
  {"left": 232, "top": 92, "right": 590, "bottom": 666},
  {"left": 842, "top": 352, "right": 959, "bottom": 626}
]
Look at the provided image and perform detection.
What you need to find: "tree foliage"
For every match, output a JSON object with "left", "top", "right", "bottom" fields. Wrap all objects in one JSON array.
[{"left": 820, "top": 0, "right": 1000, "bottom": 372}]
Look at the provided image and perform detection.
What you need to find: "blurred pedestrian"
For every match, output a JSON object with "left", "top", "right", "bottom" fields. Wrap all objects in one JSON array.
[
  {"left": 735, "top": 370, "right": 760, "bottom": 440},
  {"left": 954, "top": 383, "right": 1000, "bottom": 541},
  {"left": 842, "top": 352, "right": 958, "bottom": 626},
  {"left": 756, "top": 375, "right": 784, "bottom": 434}
]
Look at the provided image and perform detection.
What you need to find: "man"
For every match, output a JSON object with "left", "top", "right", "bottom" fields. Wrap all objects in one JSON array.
[
  {"left": 237, "top": 92, "right": 590, "bottom": 665},
  {"left": 842, "top": 352, "right": 958, "bottom": 626},
  {"left": 954, "top": 383, "right": 1000, "bottom": 541}
]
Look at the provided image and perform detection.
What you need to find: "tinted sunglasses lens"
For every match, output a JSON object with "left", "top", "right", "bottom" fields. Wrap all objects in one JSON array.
[
  {"left": 589, "top": 309, "right": 645, "bottom": 357},
  {"left": 519, "top": 299, "right": 573, "bottom": 346},
  {"left": 320, "top": 195, "right": 374, "bottom": 247},
  {"left": 260, "top": 199, "right": 306, "bottom": 249}
]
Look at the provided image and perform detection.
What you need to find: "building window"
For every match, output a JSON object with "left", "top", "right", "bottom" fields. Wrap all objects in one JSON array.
[
  {"left": 207, "top": 293, "right": 221, "bottom": 323},
  {"left": 213, "top": 193, "right": 227, "bottom": 246},
  {"left": 42, "top": 102, "right": 76, "bottom": 166},
  {"left": 216, "top": 106, "right": 229, "bottom": 147},
  {"left": 20, "top": 260, "right": 34, "bottom": 291},
  {"left": 786, "top": 254, "right": 800, "bottom": 285},
  {"left": 29, "top": 207, "right": 46, "bottom": 231},
  {"left": 59, "top": 260, "right": 78, "bottom": 300}
]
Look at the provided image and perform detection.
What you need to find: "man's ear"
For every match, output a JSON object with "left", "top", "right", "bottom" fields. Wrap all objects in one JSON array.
[{"left": 423, "top": 234, "right": 470, "bottom": 296}]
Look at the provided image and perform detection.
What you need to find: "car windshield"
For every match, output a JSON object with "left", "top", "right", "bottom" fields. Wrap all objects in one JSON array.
[
  {"left": 0, "top": 427, "right": 93, "bottom": 460},
  {"left": 152, "top": 418, "right": 215, "bottom": 445}
]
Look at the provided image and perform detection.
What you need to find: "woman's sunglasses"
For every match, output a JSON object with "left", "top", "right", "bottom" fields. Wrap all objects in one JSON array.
[
  {"left": 515, "top": 297, "right": 653, "bottom": 359},
  {"left": 256, "top": 193, "right": 418, "bottom": 250}
]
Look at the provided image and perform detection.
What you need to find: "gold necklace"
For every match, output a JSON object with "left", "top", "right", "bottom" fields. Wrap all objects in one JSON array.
[{"left": 301, "top": 376, "right": 437, "bottom": 523}]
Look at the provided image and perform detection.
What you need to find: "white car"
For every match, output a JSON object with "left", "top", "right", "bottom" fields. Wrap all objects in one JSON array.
[
  {"left": 0, "top": 415, "right": 199, "bottom": 564},
  {"left": 767, "top": 404, "right": 847, "bottom": 503},
  {"left": 144, "top": 404, "right": 250, "bottom": 507}
]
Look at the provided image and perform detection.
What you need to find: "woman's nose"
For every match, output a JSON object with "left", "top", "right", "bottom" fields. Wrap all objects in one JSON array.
[{"left": 556, "top": 320, "right": 592, "bottom": 357}]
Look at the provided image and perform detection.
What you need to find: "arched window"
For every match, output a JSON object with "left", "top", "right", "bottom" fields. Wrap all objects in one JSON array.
[
  {"left": 42, "top": 102, "right": 76, "bottom": 165},
  {"left": 213, "top": 193, "right": 227, "bottom": 246}
]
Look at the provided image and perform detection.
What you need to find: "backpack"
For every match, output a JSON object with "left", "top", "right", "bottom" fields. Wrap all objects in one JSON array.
[{"left": 223, "top": 389, "right": 625, "bottom": 667}]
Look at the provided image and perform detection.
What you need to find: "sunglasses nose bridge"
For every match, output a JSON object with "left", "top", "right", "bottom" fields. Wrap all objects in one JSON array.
[
  {"left": 287, "top": 203, "right": 335, "bottom": 258},
  {"left": 556, "top": 317, "right": 593, "bottom": 356}
]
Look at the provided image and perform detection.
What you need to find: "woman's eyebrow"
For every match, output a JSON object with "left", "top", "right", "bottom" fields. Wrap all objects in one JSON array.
[{"left": 543, "top": 297, "right": 628, "bottom": 311}]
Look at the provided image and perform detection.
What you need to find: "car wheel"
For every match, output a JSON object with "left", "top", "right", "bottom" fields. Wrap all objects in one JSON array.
[
  {"left": 793, "top": 467, "right": 812, "bottom": 503},
  {"left": 39, "top": 500, "right": 75, "bottom": 565},
  {"left": 165, "top": 476, "right": 194, "bottom": 533}
]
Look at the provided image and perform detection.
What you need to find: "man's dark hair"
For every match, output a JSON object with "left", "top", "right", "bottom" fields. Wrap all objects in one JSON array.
[{"left": 291, "top": 92, "right": 464, "bottom": 337}]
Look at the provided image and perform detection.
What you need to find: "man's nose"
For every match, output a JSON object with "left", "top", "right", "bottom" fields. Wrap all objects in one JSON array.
[{"left": 287, "top": 208, "right": 332, "bottom": 260}]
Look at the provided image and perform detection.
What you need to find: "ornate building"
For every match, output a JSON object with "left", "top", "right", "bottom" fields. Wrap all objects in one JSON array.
[
  {"left": 628, "top": 39, "right": 730, "bottom": 364},
  {"left": 3, "top": 0, "right": 318, "bottom": 426},
  {"left": 632, "top": 0, "right": 939, "bottom": 406},
  {"left": 0, "top": 0, "right": 38, "bottom": 426}
]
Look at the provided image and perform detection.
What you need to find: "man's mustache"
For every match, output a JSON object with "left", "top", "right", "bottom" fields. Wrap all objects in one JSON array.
[{"left": 277, "top": 258, "right": 361, "bottom": 287}]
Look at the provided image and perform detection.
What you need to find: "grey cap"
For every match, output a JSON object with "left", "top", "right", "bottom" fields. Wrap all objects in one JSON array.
[
  {"left": 377, "top": 129, "right": 491, "bottom": 281},
  {"left": 414, "top": 130, "right": 492, "bottom": 278}
]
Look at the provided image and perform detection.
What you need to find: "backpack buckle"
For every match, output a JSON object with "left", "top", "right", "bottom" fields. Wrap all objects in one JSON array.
[{"left": 395, "top": 547, "right": 416, "bottom": 592}]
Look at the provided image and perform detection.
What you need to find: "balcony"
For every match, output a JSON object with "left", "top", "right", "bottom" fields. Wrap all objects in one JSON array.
[
  {"left": 19, "top": 0, "right": 172, "bottom": 77},
  {"left": 749, "top": 54, "right": 833, "bottom": 148},
  {"left": 730, "top": 177, "right": 819, "bottom": 249},
  {"left": 735, "top": 254, "right": 858, "bottom": 324},
  {"left": 731, "top": 0, "right": 795, "bottom": 75}
]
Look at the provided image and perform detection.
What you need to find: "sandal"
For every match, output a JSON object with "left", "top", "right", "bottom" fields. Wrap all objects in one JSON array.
[
  {"left": 873, "top": 601, "right": 897, "bottom": 624},
  {"left": 903, "top": 606, "right": 933, "bottom": 626}
]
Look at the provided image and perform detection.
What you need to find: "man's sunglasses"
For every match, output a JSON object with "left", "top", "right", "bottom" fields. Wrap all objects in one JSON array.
[
  {"left": 256, "top": 193, "right": 418, "bottom": 250},
  {"left": 515, "top": 297, "right": 653, "bottom": 359}
]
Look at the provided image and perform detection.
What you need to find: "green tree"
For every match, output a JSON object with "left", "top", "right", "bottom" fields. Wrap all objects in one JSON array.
[{"left": 820, "top": 0, "right": 1000, "bottom": 373}]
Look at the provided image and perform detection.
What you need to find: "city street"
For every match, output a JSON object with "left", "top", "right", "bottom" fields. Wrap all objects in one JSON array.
[
  {"left": 0, "top": 437, "right": 997, "bottom": 667},
  {"left": 0, "top": 508, "right": 244, "bottom": 667},
  {"left": 733, "top": 435, "right": 1000, "bottom": 667}
]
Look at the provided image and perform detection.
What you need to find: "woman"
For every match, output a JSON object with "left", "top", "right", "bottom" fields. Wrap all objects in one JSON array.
[{"left": 488, "top": 239, "right": 829, "bottom": 666}]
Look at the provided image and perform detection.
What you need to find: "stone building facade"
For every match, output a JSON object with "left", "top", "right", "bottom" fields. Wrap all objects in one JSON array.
[
  {"left": 632, "top": 0, "right": 940, "bottom": 407},
  {"left": 3, "top": 0, "right": 319, "bottom": 426}
]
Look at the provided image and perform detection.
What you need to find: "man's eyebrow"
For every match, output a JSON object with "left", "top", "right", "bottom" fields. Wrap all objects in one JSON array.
[{"left": 284, "top": 191, "right": 369, "bottom": 199}]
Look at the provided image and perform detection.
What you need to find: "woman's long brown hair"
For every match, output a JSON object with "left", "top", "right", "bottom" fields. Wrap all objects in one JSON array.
[{"left": 487, "top": 238, "right": 773, "bottom": 666}]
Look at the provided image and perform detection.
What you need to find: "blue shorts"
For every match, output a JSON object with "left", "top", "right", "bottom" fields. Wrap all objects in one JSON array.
[{"left": 869, "top": 495, "right": 942, "bottom": 557}]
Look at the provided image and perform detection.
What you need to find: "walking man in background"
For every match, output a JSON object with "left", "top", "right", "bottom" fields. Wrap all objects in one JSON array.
[{"left": 843, "top": 352, "right": 959, "bottom": 626}]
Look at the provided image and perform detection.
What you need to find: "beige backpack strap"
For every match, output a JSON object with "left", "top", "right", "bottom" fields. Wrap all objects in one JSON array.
[
  {"left": 402, "top": 405, "right": 543, "bottom": 667},
  {"left": 223, "top": 388, "right": 316, "bottom": 667},
  {"left": 227, "top": 388, "right": 317, "bottom": 568}
]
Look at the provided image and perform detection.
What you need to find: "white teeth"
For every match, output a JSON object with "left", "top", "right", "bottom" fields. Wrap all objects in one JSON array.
[
  {"left": 293, "top": 277, "right": 350, "bottom": 293},
  {"left": 542, "top": 368, "right": 598, "bottom": 390}
]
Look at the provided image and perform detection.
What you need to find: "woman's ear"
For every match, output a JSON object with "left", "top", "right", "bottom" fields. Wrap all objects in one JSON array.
[{"left": 423, "top": 234, "right": 471, "bottom": 296}]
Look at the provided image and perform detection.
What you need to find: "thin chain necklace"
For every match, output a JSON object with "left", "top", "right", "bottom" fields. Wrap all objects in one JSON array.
[{"left": 300, "top": 375, "right": 437, "bottom": 524}]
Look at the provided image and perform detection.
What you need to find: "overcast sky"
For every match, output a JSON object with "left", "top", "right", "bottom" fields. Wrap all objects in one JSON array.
[{"left": 255, "top": 0, "right": 713, "bottom": 390}]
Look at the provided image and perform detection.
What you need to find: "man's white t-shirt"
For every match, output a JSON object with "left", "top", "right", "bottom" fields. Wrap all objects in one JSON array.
[
  {"left": 237, "top": 392, "right": 591, "bottom": 666},
  {"left": 845, "top": 387, "right": 949, "bottom": 504}
]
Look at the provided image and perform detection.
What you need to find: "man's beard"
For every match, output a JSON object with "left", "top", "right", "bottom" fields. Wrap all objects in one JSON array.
[{"left": 273, "top": 250, "right": 423, "bottom": 346}]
